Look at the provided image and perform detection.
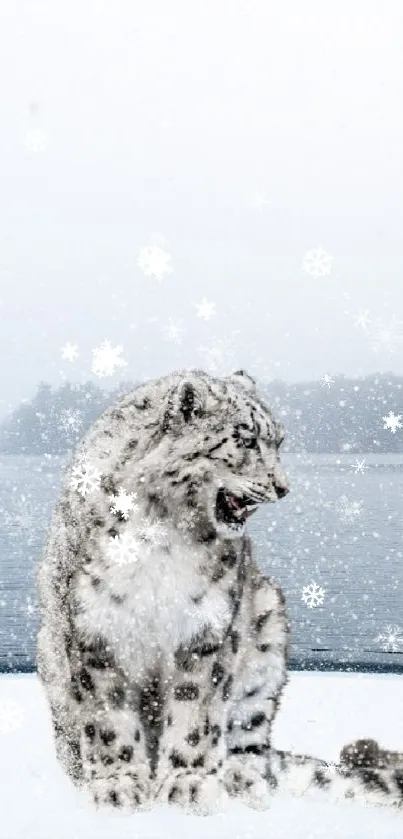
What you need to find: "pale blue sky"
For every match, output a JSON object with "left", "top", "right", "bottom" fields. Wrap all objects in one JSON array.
[{"left": 0, "top": 0, "right": 403, "bottom": 414}]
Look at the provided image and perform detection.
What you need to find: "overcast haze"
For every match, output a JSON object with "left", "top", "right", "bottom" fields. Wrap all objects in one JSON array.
[{"left": 1, "top": 0, "right": 403, "bottom": 414}]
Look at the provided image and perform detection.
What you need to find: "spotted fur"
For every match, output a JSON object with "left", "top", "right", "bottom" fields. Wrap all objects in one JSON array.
[{"left": 36, "top": 369, "right": 403, "bottom": 814}]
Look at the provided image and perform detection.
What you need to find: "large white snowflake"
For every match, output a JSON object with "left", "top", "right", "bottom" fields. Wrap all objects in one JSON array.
[
  {"left": 375, "top": 624, "right": 403, "bottom": 653},
  {"left": 321, "top": 374, "right": 334, "bottom": 389},
  {"left": 351, "top": 457, "right": 368, "bottom": 475},
  {"left": 337, "top": 494, "right": 363, "bottom": 524},
  {"left": 137, "top": 243, "right": 173, "bottom": 282},
  {"left": 107, "top": 519, "right": 167, "bottom": 566},
  {"left": 302, "top": 248, "right": 333, "bottom": 278},
  {"left": 0, "top": 699, "right": 24, "bottom": 735},
  {"left": 61, "top": 342, "right": 79, "bottom": 362},
  {"left": 195, "top": 298, "right": 217, "bottom": 321},
  {"left": 108, "top": 530, "right": 141, "bottom": 566},
  {"left": 301, "top": 581, "right": 326, "bottom": 609},
  {"left": 92, "top": 340, "right": 127, "bottom": 378},
  {"left": 109, "top": 488, "right": 137, "bottom": 520},
  {"left": 382, "top": 411, "right": 402, "bottom": 434},
  {"left": 70, "top": 456, "right": 102, "bottom": 498},
  {"left": 60, "top": 408, "right": 83, "bottom": 434}
]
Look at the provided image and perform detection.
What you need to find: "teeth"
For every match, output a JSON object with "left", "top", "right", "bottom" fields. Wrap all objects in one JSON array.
[
  {"left": 226, "top": 500, "right": 259, "bottom": 518},
  {"left": 217, "top": 490, "right": 259, "bottom": 528},
  {"left": 233, "top": 508, "right": 245, "bottom": 518}
]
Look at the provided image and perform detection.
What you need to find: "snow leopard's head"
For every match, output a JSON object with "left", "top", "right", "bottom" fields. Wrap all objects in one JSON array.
[{"left": 136, "top": 369, "right": 289, "bottom": 541}]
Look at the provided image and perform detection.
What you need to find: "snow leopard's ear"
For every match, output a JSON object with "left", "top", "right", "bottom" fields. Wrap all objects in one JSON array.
[
  {"left": 162, "top": 378, "right": 206, "bottom": 432},
  {"left": 229, "top": 369, "right": 257, "bottom": 394}
]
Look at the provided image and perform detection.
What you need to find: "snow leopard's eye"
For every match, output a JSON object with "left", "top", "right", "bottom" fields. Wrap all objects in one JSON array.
[
  {"left": 234, "top": 423, "right": 258, "bottom": 449},
  {"left": 242, "top": 436, "right": 258, "bottom": 449}
]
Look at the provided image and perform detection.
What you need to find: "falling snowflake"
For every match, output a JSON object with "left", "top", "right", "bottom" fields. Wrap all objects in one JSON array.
[
  {"left": 198, "top": 335, "right": 239, "bottom": 376},
  {"left": 195, "top": 298, "right": 217, "bottom": 321},
  {"left": 110, "top": 488, "right": 138, "bottom": 520},
  {"left": 137, "top": 243, "right": 173, "bottom": 282},
  {"left": 382, "top": 411, "right": 402, "bottom": 434},
  {"left": 136, "top": 519, "right": 167, "bottom": 547},
  {"left": 24, "top": 128, "right": 48, "bottom": 153},
  {"left": 60, "top": 408, "right": 83, "bottom": 435},
  {"left": 352, "top": 309, "right": 371, "bottom": 329},
  {"left": 61, "top": 343, "right": 79, "bottom": 362},
  {"left": 337, "top": 494, "right": 363, "bottom": 524},
  {"left": 164, "top": 318, "right": 185, "bottom": 344},
  {"left": 107, "top": 519, "right": 167, "bottom": 566},
  {"left": 70, "top": 456, "right": 102, "bottom": 498},
  {"left": 23, "top": 596, "right": 36, "bottom": 617},
  {"left": 0, "top": 699, "right": 24, "bottom": 735},
  {"left": 321, "top": 374, "right": 334, "bottom": 389},
  {"left": 375, "top": 624, "right": 403, "bottom": 653},
  {"left": 302, "top": 248, "right": 333, "bottom": 278},
  {"left": 251, "top": 189, "right": 269, "bottom": 210},
  {"left": 301, "top": 582, "right": 326, "bottom": 609},
  {"left": 368, "top": 316, "right": 403, "bottom": 356},
  {"left": 107, "top": 529, "right": 141, "bottom": 566},
  {"left": 0, "top": 494, "right": 42, "bottom": 544},
  {"left": 92, "top": 340, "right": 127, "bottom": 378},
  {"left": 351, "top": 457, "right": 368, "bottom": 475}
]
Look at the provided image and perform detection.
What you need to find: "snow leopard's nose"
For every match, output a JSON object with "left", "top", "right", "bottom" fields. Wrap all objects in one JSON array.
[
  {"left": 274, "top": 483, "right": 289, "bottom": 499},
  {"left": 272, "top": 464, "right": 289, "bottom": 499}
]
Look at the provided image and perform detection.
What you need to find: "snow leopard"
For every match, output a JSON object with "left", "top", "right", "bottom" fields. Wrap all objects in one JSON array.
[{"left": 36, "top": 369, "right": 403, "bottom": 815}]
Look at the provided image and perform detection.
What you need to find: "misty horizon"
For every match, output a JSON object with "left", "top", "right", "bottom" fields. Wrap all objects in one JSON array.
[
  {"left": 3, "top": 366, "right": 403, "bottom": 419},
  {"left": 3, "top": 364, "right": 403, "bottom": 422},
  {"left": 1, "top": 1, "right": 403, "bottom": 415}
]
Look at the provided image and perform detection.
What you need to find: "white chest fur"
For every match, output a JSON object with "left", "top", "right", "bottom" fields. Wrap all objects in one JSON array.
[{"left": 74, "top": 537, "right": 232, "bottom": 680}]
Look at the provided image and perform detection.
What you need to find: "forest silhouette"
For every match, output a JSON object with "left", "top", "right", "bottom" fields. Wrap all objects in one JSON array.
[{"left": 0, "top": 374, "right": 402, "bottom": 454}]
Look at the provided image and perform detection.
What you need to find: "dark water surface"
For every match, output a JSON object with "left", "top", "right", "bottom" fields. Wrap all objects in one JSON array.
[{"left": 0, "top": 453, "right": 402, "bottom": 672}]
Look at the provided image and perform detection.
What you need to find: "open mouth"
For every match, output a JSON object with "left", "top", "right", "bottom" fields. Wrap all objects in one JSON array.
[{"left": 215, "top": 488, "right": 260, "bottom": 530}]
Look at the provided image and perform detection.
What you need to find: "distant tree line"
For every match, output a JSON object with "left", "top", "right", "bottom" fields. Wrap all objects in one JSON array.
[
  {"left": 263, "top": 374, "right": 403, "bottom": 453},
  {"left": 0, "top": 380, "right": 130, "bottom": 455},
  {"left": 0, "top": 374, "right": 402, "bottom": 454}
]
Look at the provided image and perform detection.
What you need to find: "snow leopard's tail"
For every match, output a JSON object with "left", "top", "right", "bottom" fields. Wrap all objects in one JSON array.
[{"left": 270, "top": 739, "right": 403, "bottom": 811}]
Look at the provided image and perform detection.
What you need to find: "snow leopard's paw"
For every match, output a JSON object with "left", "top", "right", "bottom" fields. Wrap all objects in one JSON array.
[
  {"left": 89, "top": 771, "right": 152, "bottom": 811},
  {"left": 224, "top": 757, "right": 274, "bottom": 810},
  {"left": 159, "top": 770, "right": 228, "bottom": 815}
]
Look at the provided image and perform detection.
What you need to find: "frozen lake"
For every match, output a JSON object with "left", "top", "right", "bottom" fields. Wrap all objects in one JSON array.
[{"left": 0, "top": 452, "right": 402, "bottom": 673}]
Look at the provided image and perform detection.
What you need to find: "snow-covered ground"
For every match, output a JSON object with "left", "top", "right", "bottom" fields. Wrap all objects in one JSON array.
[{"left": 1, "top": 670, "right": 403, "bottom": 839}]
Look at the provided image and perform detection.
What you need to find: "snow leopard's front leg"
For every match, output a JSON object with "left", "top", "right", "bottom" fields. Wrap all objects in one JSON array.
[
  {"left": 156, "top": 633, "right": 231, "bottom": 814},
  {"left": 224, "top": 572, "right": 289, "bottom": 809},
  {"left": 70, "top": 636, "right": 152, "bottom": 811}
]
